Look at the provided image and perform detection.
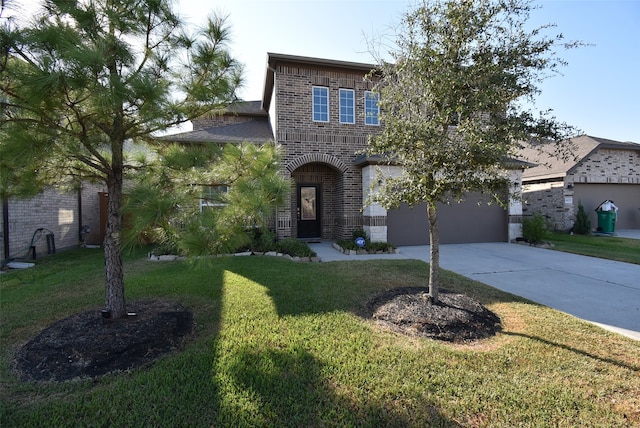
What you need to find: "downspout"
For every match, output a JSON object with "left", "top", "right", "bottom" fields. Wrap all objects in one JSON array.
[
  {"left": 77, "top": 183, "right": 83, "bottom": 243},
  {"left": 2, "top": 193, "right": 9, "bottom": 259}
]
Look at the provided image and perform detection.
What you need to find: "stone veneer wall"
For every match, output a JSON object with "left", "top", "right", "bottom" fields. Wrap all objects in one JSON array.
[
  {"left": 507, "top": 169, "right": 525, "bottom": 241},
  {"left": 1, "top": 182, "right": 104, "bottom": 261},
  {"left": 272, "top": 61, "right": 380, "bottom": 240},
  {"left": 361, "top": 165, "right": 401, "bottom": 242},
  {"left": 522, "top": 148, "right": 640, "bottom": 231}
]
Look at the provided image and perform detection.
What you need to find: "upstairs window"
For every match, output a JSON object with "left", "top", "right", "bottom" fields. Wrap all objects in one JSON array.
[
  {"left": 312, "top": 86, "right": 329, "bottom": 122},
  {"left": 339, "top": 89, "right": 355, "bottom": 124},
  {"left": 365, "top": 91, "right": 380, "bottom": 126},
  {"left": 200, "top": 184, "right": 229, "bottom": 211}
]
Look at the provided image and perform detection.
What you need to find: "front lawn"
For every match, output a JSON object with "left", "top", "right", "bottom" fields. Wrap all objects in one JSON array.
[
  {"left": 547, "top": 231, "right": 640, "bottom": 264},
  {"left": 1, "top": 248, "right": 638, "bottom": 426}
]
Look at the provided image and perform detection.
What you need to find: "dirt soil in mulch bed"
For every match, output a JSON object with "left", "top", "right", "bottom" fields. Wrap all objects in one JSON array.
[
  {"left": 14, "top": 300, "right": 194, "bottom": 383},
  {"left": 366, "top": 287, "right": 501, "bottom": 343}
]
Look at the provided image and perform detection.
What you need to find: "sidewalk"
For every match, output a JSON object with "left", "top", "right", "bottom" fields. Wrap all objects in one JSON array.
[
  {"left": 309, "top": 241, "right": 640, "bottom": 341},
  {"left": 613, "top": 229, "right": 640, "bottom": 240}
]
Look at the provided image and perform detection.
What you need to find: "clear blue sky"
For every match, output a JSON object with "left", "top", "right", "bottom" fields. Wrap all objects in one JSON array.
[{"left": 14, "top": 0, "right": 640, "bottom": 143}]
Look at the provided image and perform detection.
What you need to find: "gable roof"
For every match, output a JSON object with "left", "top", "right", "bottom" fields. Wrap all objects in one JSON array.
[
  {"left": 520, "top": 135, "right": 640, "bottom": 181},
  {"left": 160, "top": 118, "right": 273, "bottom": 144},
  {"left": 262, "top": 52, "right": 377, "bottom": 112},
  {"left": 223, "top": 100, "right": 268, "bottom": 117}
]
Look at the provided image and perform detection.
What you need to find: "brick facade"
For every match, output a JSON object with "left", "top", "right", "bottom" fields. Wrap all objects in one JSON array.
[
  {"left": 523, "top": 145, "right": 640, "bottom": 230},
  {"left": 267, "top": 55, "right": 381, "bottom": 240},
  {"left": 192, "top": 114, "right": 258, "bottom": 129},
  {"left": 170, "top": 53, "right": 524, "bottom": 243},
  {"left": 568, "top": 148, "right": 640, "bottom": 185},
  {"left": 522, "top": 181, "right": 570, "bottom": 230},
  {"left": 1, "top": 182, "right": 105, "bottom": 261}
]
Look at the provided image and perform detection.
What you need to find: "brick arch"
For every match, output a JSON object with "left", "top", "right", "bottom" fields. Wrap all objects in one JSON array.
[{"left": 286, "top": 153, "right": 349, "bottom": 174}]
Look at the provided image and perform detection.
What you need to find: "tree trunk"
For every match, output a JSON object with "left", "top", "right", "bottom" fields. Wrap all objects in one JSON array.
[
  {"left": 103, "top": 161, "right": 126, "bottom": 319},
  {"left": 427, "top": 202, "right": 439, "bottom": 303}
]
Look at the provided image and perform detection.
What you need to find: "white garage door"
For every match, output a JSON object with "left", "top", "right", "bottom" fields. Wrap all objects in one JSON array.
[{"left": 387, "top": 193, "right": 508, "bottom": 245}]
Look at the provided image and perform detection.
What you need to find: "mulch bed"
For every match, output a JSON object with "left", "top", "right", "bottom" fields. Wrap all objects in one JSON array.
[
  {"left": 14, "top": 288, "right": 498, "bottom": 383},
  {"left": 14, "top": 300, "right": 194, "bottom": 382},
  {"left": 366, "top": 287, "right": 501, "bottom": 342}
]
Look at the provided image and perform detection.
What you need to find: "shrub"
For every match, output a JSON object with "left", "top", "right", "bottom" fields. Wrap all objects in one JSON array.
[
  {"left": 352, "top": 229, "right": 368, "bottom": 241},
  {"left": 366, "top": 241, "right": 395, "bottom": 252},
  {"left": 276, "top": 238, "right": 316, "bottom": 258},
  {"left": 573, "top": 202, "right": 591, "bottom": 235},
  {"left": 521, "top": 213, "right": 550, "bottom": 244},
  {"left": 247, "top": 228, "right": 278, "bottom": 252},
  {"left": 337, "top": 230, "right": 395, "bottom": 252}
]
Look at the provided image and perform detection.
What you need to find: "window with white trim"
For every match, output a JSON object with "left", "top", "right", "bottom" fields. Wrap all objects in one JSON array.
[
  {"left": 200, "top": 184, "right": 229, "bottom": 211},
  {"left": 364, "top": 91, "right": 380, "bottom": 126},
  {"left": 312, "top": 86, "right": 329, "bottom": 122},
  {"left": 339, "top": 88, "right": 355, "bottom": 124}
]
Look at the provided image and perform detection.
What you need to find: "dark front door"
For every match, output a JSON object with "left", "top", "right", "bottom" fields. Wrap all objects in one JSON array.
[{"left": 297, "top": 184, "right": 321, "bottom": 238}]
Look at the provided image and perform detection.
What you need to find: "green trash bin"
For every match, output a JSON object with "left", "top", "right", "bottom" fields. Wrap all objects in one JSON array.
[{"left": 597, "top": 210, "right": 616, "bottom": 233}]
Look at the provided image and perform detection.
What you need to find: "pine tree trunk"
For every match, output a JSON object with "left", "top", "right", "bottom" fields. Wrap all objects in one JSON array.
[
  {"left": 427, "top": 202, "right": 439, "bottom": 303},
  {"left": 103, "top": 163, "right": 126, "bottom": 319}
]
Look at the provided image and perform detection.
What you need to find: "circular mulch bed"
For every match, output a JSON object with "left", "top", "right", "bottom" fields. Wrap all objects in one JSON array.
[
  {"left": 14, "top": 300, "right": 194, "bottom": 382},
  {"left": 366, "top": 287, "right": 501, "bottom": 343}
]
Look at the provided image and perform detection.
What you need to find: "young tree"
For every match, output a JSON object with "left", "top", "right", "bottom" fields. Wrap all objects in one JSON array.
[
  {"left": 1, "top": 0, "right": 242, "bottom": 318},
  {"left": 367, "top": 0, "right": 580, "bottom": 302}
]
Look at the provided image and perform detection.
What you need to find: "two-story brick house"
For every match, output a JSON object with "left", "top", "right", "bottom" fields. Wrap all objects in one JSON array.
[{"left": 166, "top": 53, "right": 527, "bottom": 245}]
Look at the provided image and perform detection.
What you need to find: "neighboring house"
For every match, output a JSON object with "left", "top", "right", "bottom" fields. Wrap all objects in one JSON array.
[
  {"left": 165, "top": 52, "right": 527, "bottom": 245},
  {"left": 519, "top": 135, "right": 640, "bottom": 231},
  {"left": 1, "top": 183, "right": 105, "bottom": 262}
]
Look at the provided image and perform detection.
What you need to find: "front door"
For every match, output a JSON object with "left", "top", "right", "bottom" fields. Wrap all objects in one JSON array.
[{"left": 297, "top": 184, "right": 321, "bottom": 238}]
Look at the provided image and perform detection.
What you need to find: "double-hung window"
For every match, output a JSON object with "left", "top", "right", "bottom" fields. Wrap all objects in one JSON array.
[
  {"left": 364, "top": 91, "right": 380, "bottom": 126},
  {"left": 312, "top": 86, "right": 329, "bottom": 122},
  {"left": 200, "top": 184, "right": 229, "bottom": 211},
  {"left": 339, "top": 89, "right": 355, "bottom": 124}
]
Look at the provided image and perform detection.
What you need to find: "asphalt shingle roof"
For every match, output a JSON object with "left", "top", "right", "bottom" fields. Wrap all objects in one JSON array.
[
  {"left": 519, "top": 135, "right": 640, "bottom": 181},
  {"left": 160, "top": 118, "right": 274, "bottom": 144}
]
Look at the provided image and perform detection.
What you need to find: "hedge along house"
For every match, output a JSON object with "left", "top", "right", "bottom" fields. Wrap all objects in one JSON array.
[
  {"left": 520, "top": 135, "right": 640, "bottom": 231},
  {"left": 166, "top": 53, "right": 528, "bottom": 245}
]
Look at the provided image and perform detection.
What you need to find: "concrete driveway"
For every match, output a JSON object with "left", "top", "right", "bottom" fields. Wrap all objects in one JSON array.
[{"left": 310, "top": 239, "right": 640, "bottom": 340}]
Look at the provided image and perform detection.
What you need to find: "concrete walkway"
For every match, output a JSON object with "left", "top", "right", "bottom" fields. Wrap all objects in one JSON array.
[
  {"left": 309, "top": 238, "right": 640, "bottom": 341},
  {"left": 613, "top": 228, "right": 640, "bottom": 240}
]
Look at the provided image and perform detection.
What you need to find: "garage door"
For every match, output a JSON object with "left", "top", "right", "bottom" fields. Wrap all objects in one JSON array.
[
  {"left": 387, "top": 193, "right": 508, "bottom": 245},
  {"left": 573, "top": 183, "right": 640, "bottom": 229}
]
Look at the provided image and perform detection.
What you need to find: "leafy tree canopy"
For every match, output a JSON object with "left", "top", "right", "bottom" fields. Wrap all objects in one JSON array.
[
  {"left": 366, "top": 0, "right": 582, "bottom": 301},
  {"left": 368, "top": 0, "right": 580, "bottom": 209}
]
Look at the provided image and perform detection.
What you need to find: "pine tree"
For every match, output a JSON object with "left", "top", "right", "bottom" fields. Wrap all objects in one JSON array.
[
  {"left": 573, "top": 202, "right": 591, "bottom": 235},
  {"left": 1, "top": 0, "right": 242, "bottom": 318}
]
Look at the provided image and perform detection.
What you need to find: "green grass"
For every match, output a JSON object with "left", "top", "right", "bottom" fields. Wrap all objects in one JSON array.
[
  {"left": 1, "top": 248, "right": 639, "bottom": 426},
  {"left": 548, "top": 231, "right": 640, "bottom": 264}
]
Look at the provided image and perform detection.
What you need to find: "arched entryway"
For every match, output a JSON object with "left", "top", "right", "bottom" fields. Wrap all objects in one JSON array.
[
  {"left": 287, "top": 154, "right": 348, "bottom": 240},
  {"left": 290, "top": 163, "right": 342, "bottom": 240}
]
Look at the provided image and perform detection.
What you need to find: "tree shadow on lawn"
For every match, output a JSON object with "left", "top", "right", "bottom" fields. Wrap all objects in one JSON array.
[
  {"left": 229, "top": 257, "right": 505, "bottom": 342},
  {"left": 9, "top": 256, "right": 457, "bottom": 426},
  {"left": 10, "top": 254, "right": 635, "bottom": 426},
  {"left": 227, "top": 256, "right": 639, "bottom": 369},
  {"left": 502, "top": 332, "right": 640, "bottom": 373},
  {"left": 221, "top": 344, "right": 456, "bottom": 426}
]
